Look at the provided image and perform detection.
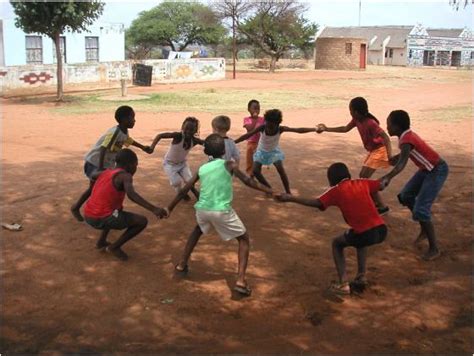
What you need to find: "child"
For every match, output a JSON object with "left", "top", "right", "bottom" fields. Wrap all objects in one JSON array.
[
  {"left": 167, "top": 134, "right": 272, "bottom": 296},
  {"left": 243, "top": 99, "right": 265, "bottom": 175},
  {"left": 83, "top": 149, "right": 168, "bottom": 261},
  {"left": 150, "top": 117, "right": 203, "bottom": 200},
  {"left": 316, "top": 97, "right": 392, "bottom": 214},
  {"left": 235, "top": 109, "right": 317, "bottom": 194},
  {"left": 381, "top": 110, "right": 449, "bottom": 261},
  {"left": 212, "top": 115, "right": 240, "bottom": 165},
  {"left": 276, "top": 162, "right": 387, "bottom": 295},
  {"left": 71, "top": 105, "right": 151, "bottom": 221}
]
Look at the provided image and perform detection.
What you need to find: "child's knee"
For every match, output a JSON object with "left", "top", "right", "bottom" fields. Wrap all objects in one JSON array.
[
  {"left": 135, "top": 215, "right": 148, "bottom": 228},
  {"left": 236, "top": 232, "right": 250, "bottom": 243}
]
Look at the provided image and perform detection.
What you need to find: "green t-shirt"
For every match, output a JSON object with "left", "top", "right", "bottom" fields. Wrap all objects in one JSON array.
[{"left": 194, "top": 159, "right": 233, "bottom": 211}]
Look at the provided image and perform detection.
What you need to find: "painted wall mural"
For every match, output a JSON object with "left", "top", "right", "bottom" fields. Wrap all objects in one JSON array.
[{"left": 19, "top": 72, "right": 53, "bottom": 85}]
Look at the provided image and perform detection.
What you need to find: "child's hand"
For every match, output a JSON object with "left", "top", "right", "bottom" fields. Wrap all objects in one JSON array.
[
  {"left": 143, "top": 146, "right": 153, "bottom": 154},
  {"left": 274, "top": 193, "right": 291, "bottom": 202},
  {"left": 316, "top": 124, "right": 326, "bottom": 134}
]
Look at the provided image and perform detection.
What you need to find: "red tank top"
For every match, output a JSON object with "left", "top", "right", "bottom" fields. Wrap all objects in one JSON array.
[{"left": 84, "top": 168, "right": 126, "bottom": 219}]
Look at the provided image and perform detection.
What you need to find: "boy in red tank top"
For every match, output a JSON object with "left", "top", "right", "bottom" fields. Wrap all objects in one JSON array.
[
  {"left": 84, "top": 149, "right": 168, "bottom": 261},
  {"left": 276, "top": 162, "right": 387, "bottom": 295}
]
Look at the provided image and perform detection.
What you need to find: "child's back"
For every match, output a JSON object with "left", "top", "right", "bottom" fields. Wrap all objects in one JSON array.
[{"left": 195, "top": 158, "right": 233, "bottom": 211}]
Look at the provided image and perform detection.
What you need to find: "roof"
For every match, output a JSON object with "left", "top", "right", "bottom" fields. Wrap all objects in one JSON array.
[
  {"left": 426, "top": 28, "right": 463, "bottom": 38},
  {"left": 319, "top": 26, "right": 412, "bottom": 49}
]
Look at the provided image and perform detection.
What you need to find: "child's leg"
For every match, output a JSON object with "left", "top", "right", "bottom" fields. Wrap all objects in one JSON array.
[
  {"left": 246, "top": 142, "right": 257, "bottom": 176},
  {"left": 179, "top": 163, "right": 199, "bottom": 199},
  {"left": 360, "top": 166, "right": 386, "bottom": 209},
  {"left": 356, "top": 247, "right": 368, "bottom": 279},
  {"left": 70, "top": 181, "right": 93, "bottom": 221},
  {"left": 273, "top": 160, "right": 290, "bottom": 194},
  {"left": 176, "top": 225, "right": 203, "bottom": 270},
  {"left": 252, "top": 162, "right": 272, "bottom": 188},
  {"left": 332, "top": 234, "right": 351, "bottom": 283},
  {"left": 96, "top": 228, "right": 111, "bottom": 249},
  {"left": 107, "top": 213, "right": 148, "bottom": 260},
  {"left": 419, "top": 221, "right": 439, "bottom": 259},
  {"left": 235, "top": 232, "right": 250, "bottom": 288}
]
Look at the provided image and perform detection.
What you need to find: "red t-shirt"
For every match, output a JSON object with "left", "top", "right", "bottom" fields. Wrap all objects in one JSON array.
[
  {"left": 399, "top": 129, "right": 440, "bottom": 171},
  {"left": 348, "top": 117, "right": 385, "bottom": 152},
  {"left": 84, "top": 168, "right": 126, "bottom": 219},
  {"left": 318, "top": 179, "right": 384, "bottom": 234}
]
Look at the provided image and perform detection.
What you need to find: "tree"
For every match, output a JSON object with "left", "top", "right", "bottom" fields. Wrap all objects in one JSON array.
[
  {"left": 450, "top": 0, "right": 471, "bottom": 9},
  {"left": 237, "top": 1, "right": 317, "bottom": 72},
  {"left": 10, "top": 1, "right": 104, "bottom": 101},
  {"left": 126, "top": 2, "right": 226, "bottom": 58}
]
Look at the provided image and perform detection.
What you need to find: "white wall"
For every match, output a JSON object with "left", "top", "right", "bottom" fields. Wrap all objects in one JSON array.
[
  {"left": 385, "top": 48, "right": 407, "bottom": 66},
  {"left": 2, "top": 19, "right": 124, "bottom": 66},
  {"left": 368, "top": 50, "right": 383, "bottom": 65}
]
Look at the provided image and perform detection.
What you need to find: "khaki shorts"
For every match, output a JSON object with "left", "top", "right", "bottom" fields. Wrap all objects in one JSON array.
[{"left": 196, "top": 209, "right": 246, "bottom": 241}]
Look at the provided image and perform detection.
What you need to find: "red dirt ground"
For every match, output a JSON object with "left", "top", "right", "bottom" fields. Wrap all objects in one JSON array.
[{"left": 1, "top": 68, "right": 472, "bottom": 354}]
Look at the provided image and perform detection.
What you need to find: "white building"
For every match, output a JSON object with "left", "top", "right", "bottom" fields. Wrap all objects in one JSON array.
[{"left": 0, "top": 19, "right": 125, "bottom": 66}]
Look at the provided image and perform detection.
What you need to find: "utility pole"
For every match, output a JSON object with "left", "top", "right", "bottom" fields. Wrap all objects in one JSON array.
[{"left": 358, "top": 0, "right": 361, "bottom": 26}]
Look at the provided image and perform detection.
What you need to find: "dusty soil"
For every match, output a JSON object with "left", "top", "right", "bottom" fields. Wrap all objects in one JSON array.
[{"left": 1, "top": 68, "right": 472, "bottom": 354}]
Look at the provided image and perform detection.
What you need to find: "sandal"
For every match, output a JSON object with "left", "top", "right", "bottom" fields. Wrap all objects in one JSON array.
[
  {"left": 353, "top": 273, "right": 368, "bottom": 286},
  {"left": 96, "top": 241, "right": 111, "bottom": 251},
  {"left": 234, "top": 284, "right": 252, "bottom": 297},
  {"left": 329, "top": 282, "right": 351, "bottom": 295},
  {"left": 422, "top": 250, "right": 441, "bottom": 261}
]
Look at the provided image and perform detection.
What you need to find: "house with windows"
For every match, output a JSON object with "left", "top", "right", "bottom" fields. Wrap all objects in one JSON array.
[
  {"left": 315, "top": 24, "right": 474, "bottom": 68},
  {"left": 0, "top": 19, "right": 124, "bottom": 66}
]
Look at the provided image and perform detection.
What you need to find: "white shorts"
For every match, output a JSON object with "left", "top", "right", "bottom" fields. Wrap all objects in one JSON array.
[
  {"left": 163, "top": 160, "right": 192, "bottom": 187},
  {"left": 195, "top": 209, "right": 247, "bottom": 241}
]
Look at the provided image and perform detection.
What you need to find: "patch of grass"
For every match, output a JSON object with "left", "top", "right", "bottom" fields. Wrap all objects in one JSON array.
[
  {"left": 421, "top": 105, "right": 472, "bottom": 122},
  {"left": 50, "top": 89, "right": 347, "bottom": 116}
]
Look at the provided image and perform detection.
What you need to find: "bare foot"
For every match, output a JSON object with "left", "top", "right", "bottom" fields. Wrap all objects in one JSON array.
[
  {"left": 96, "top": 241, "right": 110, "bottom": 251},
  {"left": 414, "top": 231, "right": 427, "bottom": 246},
  {"left": 71, "top": 207, "right": 84, "bottom": 222},
  {"left": 422, "top": 249, "right": 441, "bottom": 261},
  {"left": 106, "top": 246, "right": 128, "bottom": 261}
]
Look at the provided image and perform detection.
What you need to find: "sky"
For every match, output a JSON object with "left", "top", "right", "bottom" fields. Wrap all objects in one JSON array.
[{"left": 1, "top": 0, "right": 472, "bottom": 29}]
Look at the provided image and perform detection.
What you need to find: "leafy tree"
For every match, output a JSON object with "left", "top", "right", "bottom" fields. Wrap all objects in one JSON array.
[
  {"left": 126, "top": 2, "right": 226, "bottom": 58},
  {"left": 10, "top": 1, "right": 104, "bottom": 101}
]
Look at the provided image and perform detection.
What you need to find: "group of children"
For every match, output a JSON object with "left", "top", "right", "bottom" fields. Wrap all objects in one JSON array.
[{"left": 71, "top": 98, "right": 448, "bottom": 296}]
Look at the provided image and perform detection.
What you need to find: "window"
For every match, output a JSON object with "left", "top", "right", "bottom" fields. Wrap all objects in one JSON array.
[
  {"left": 52, "top": 36, "right": 66, "bottom": 63},
  {"left": 408, "top": 50, "right": 413, "bottom": 59},
  {"left": 471, "top": 51, "right": 474, "bottom": 60},
  {"left": 345, "top": 43, "right": 352, "bottom": 55},
  {"left": 25, "top": 36, "right": 43, "bottom": 64},
  {"left": 85, "top": 36, "right": 99, "bottom": 62},
  {"left": 385, "top": 48, "right": 393, "bottom": 58}
]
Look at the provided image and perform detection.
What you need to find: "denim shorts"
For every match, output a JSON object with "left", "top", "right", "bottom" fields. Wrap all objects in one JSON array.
[
  {"left": 345, "top": 224, "right": 387, "bottom": 248},
  {"left": 85, "top": 210, "right": 132, "bottom": 230},
  {"left": 398, "top": 159, "right": 449, "bottom": 222}
]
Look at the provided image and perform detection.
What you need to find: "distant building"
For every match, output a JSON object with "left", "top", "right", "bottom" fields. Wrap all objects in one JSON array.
[
  {"left": 315, "top": 24, "right": 474, "bottom": 68},
  {"left": 315, "top": 37, "right": 367, "bottom": 70},
  {"left": 0, "top": 19, "right": 125, "bottom": 67}
]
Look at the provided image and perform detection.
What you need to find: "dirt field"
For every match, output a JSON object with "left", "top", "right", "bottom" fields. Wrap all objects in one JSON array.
[{"left": 1, "top": 67, "right": 472, "bottom": 354}]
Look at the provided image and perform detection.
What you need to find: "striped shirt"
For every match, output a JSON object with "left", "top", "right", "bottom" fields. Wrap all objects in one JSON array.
[{"left": 399, "top": 129, "right": 440, "bottom": 171}]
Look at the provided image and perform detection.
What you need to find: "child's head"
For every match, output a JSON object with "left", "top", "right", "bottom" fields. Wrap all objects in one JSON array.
[
  {"left": 115, "top": 148, "right": 138, "bottom": 175},
  {"left": 204, "top": 133, "right": 225, "bottom": 158},
  {"left": 387, "top": 110, "right": 410, "bottom": 137},
  {"left": 264, "top": 109, "right": 282, "bottom": 130},
  {"left": 115, "top": 105, "right": 135, "bottom": 128},
  {"left": 181, "top": 116, "right": 200, "bottom": 138},
  {"left": 248, "top": 99, "right": 260, "bottom": 118},
  {"left": 211, "top": 115, "right": 231, "bottom": 136},
  {"left": 327, "top": 162, "right": 351, "bottom": 186}
]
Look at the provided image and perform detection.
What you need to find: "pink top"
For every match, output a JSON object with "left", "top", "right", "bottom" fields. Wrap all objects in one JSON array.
[
  {"left": 399, "top": 129, "right": 441, "bottom": 171},
  {"left": 243, "top": 116, "right": 265, "bottom": 143}
]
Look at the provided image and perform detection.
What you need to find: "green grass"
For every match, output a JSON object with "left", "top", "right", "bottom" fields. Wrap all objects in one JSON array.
[
  {"left": 421, "top": 105, "right": 472, "bottom": 122},
  {"left": 50, "top": 89, "right": 348, "bottom": 116}
]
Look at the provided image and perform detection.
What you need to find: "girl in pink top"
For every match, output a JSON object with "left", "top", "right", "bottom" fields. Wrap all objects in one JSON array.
[
  {"left": 243, "top": 99, "right": 265, "bottom": 175},
  {"left": 317, "top": 97, "right": 392, "bottom": 214}
]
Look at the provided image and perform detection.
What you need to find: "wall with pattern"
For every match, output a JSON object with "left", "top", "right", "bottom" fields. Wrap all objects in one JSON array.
[{"left": 0, "top": 58, "right": 226, "bottom": 96}]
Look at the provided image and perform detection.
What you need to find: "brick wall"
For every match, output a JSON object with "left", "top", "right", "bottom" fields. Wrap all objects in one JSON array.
[{"left": 315, "top": 37, "right": 366, "bottom": 70}]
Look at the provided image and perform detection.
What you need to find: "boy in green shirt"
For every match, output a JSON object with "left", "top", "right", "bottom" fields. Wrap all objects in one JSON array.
[{"left": 167, "top": 134, "right": 272, "bottom": 296}]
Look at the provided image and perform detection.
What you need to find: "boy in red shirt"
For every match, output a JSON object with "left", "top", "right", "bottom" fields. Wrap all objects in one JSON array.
[
  {"left": 382, "top": 110, "right": 448, "bottom": 261},
  {"left": 276, "top": 162, "right": 387, "bottom": 295},
  {"left": 84, "top": 149, "right": 168, "bottom": 261}
]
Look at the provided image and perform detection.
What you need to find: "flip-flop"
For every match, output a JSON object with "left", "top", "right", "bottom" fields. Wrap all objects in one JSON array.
[
  {"left": 174, "top": 264, "right": 189, "bottom": 275},
  {"left": 96, "top": 241, "right": 111, "bottom": 251},
  {"left": 421, "top": 250, "right": 441, "bottom": 261},
  {"left": 234, "top": 284, "right": 252, "bottom": 296},
  {"left": 2, "top": 223, "right": 23, "bottom": 231},
  {"left": 328, "top": 282, "right": 351, "bottom": 295}
]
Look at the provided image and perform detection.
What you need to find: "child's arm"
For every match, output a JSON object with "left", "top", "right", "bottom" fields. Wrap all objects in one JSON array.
[
  {"left": 167, "top": 173, "right": 200, "bottom": 213},
  {"left": 150, "top": 132, "right": 180, "bottom": 151},
  {"left": 379, "top": 131, "right": 393, "bottom": 159},
  {"left": 275, "top": 193, "right": 324, "bottom": 209},
  {"left": 381, "top": 143, "right": 412, "bottom": 187},
  {"left": 234, "top": 125, "right": 265, "bottom": 144},
  {"left": 192, "top": 137, "right": 205, "bottom": 146},
  {"left": 227, "top": 161, "right": 272, "bottom": 194},
  {"left": 119, "top": 173, "right": 168, "bottom": 219},
  {"left": 131, "top": 140, "right": 152, "bottom": 154},
  {"left": 317, "top": 122, "right": 355, "bottom": 134},
  {"left": 280, "top": 126, "right": 317, "bottom": 134}
]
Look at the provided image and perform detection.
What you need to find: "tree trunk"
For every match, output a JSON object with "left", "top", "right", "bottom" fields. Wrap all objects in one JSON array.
[
  {"left": 54, "top": 33, "right": 63, "bottom": 101},
  {"left": 232, "top": 12, "right": 236, "bottom": 79},
  {"left": 269, "top": 56, "right": 277, "bottom": 72}
]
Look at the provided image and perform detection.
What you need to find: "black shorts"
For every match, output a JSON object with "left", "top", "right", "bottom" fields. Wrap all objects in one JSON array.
[
  {"left": 344, "top": 224, "right": 387, "bottom": 248},
  {"left": 85, "top": 210, "right": 133, "bottom": 231}
]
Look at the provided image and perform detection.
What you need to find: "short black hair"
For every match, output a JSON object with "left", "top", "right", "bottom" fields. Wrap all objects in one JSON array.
[
  {"left": 327, "top": 162, "right": 351, "bottom": 186},
  {"left": 115, "top": 148, "right": 138, "bottom": 167},
  {"left": 115, "top": 105, "right": 134, "bottom": 123},
  {"left": 389, "top": 110, "right": 411, "bottom": 132},
  {"left": 248, "top": 99, "right": 260, "bottom": 110},
  {"left": 204, "top": 133, "right": 225, "bottom": 158},
  {"left": 264, "top": 109, "right": 282, "bottom": 124}
]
